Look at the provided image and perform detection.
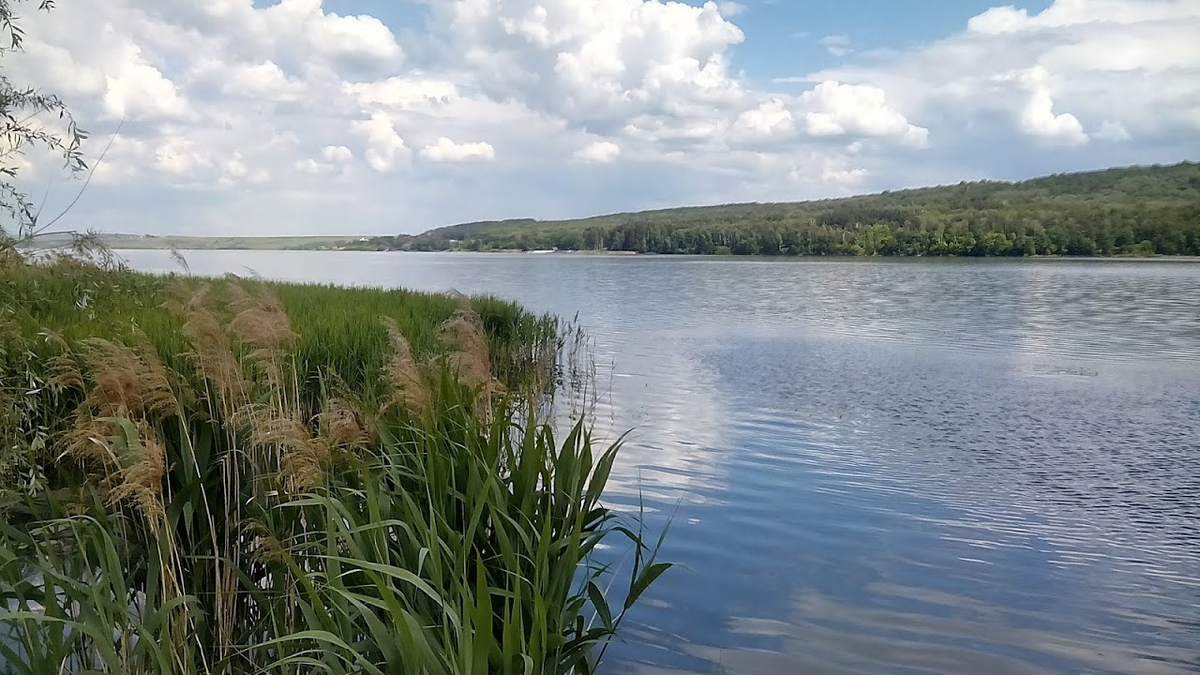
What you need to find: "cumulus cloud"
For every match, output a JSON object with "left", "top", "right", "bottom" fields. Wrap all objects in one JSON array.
[
  {"left": 102, "top": 59, "right": 188, "bottom": 119},
  {"left": 322, "top": 146, "right": 354, "bottom": 164},
  {"left": 1009, "top": 66, "right": 1088, "bottom": 145},
  {"left": 732, "top": 98, "right": 794, "bottom": 139},
  {"left": 424, "top": 0, "right": 748, "bottom": 131},
  {"left": 344, "top": 77, "right": 459, "bottom": 109},
  {"left": 799, "top": 81, "right": 929, "bottom": 146},
  {"left": 219, "top": 61, "right": 305, "bottom": 102},
  {"left": 574, "top": 140, "right": 621, "bottom": 163},
  {"left": 1, "top": 0, "right": 1196, "bottom": 236},
  {"left": 419, "top": 137, "right": 497, "bottom": 163},
  {"left": 809, "top": 0, "right": 1199, "bottom": 175},
  {"left": 294, "top": 146, "right": 355, "bottom": 175},
  {"left": 352, "top": 113, "right": 411, "bottom": 172}
]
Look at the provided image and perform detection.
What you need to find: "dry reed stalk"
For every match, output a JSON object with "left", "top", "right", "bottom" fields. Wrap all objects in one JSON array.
[
  {"left": 235, "top": 405, "right": 329, "bottom": 492},
  {"left": 76, "top": 338, "right": 176, "bottom": 419},
  {"left": 108, "top": 420, "right": 168, "bottom": 528},
  {"left": 225, "top": 281, "right": 297, "bottom": 403},
  {"left": 44, "top": 331, "right": 85, "bottom": 392},
  {"left": 179, "top": 303, "right": 248, "bottom": 419},
  {"left": 229, "top": 301, "right": 295, "bottom": 352},
  {"left": 438, "top": 307, "right": 493, "bottom": 390},
  {"left": 246, "top": 519, "right": 286, "bottom": 565},
  {"left": 382, "top": 317, "right": 431, "bottom": 416},
  {"left": 319, "top": 397, "right": 371, "bottom": 447},
  {"left": 438, "top": 304, "right": 507, "bottom": 415},
  {"left": 58, "top": 338, "right": 178, "bottom": 510},
  {"left": 61, "top": 413, "right": 120, "bottom": 472}
]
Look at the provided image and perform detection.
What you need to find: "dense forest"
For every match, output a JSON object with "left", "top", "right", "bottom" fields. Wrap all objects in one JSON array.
[{"left": 356, "top": 162, "right": 1200, "bottom": 257}]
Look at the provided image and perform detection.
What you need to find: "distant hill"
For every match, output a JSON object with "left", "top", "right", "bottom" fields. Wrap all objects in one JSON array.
[
  {"left": 410, "top": 162, "right": 1200, "bottom": 257},
  {"left": 408, "top": 162, "right": 1195, "bottom": 255},
  {"left": 91, "top": 162, "right": 1199, "bottom": 257}
]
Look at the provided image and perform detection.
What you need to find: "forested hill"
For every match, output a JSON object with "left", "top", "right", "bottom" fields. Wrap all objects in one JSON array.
[{"left": 400, "top": 162, "right": 1200, "bottom": 256}]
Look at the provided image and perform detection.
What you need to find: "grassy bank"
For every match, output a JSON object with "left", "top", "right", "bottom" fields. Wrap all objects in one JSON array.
[{"left": 0, "top": 258, "right": 665, "bottom": 674}]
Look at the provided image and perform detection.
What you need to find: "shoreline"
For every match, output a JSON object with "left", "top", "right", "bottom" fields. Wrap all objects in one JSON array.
[{"left": 108, "top": 246, "right": 1200, "bottom": 261}]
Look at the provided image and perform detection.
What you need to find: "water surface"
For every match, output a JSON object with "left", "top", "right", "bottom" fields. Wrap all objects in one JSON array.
[{"left": 122, "top": 251, "right": 1200, "bottom": 675}]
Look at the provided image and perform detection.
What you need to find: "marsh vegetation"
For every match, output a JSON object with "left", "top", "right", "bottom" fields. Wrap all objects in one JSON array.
[{"left": 0, "top": 256, "right": 667, "bottom": 674}]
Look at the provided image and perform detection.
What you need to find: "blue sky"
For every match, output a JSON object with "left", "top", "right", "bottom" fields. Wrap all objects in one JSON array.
[
  {"left": 726, "top": 1, "right": 1054, "bottom": 81},
  {"left": 7, "top": 0, "right": 1198, "bottom": 236}
]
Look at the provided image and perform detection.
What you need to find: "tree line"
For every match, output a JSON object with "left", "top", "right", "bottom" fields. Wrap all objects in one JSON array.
[{"left": 389, "top": 162, "right": 1200, "bottom": 257}]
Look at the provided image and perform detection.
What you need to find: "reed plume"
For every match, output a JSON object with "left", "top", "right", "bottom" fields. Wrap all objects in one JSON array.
[
  {"left": 235, "top": 404, "right": 328, "bottom": 492},
  {"left": 438, "top": 302, "right": 505, "bottom": 415},
  {"left": 382, "top": 317, "right": 431, "bottom": 416},
  {"left": 177, "top": 298, "right": 248, "bottom": 419},
  {"left": 227, "top": 280, "right": 295, "bottom": 351},
  {"left": 319, "top": 396, "right": 371, "bottom": 447},
  {"left": 76, "top": 338, "right": 178, "bottom": 420},
  {"left": 439, "top": 306, "right": 493, "bottom": 390},
  {"left": 108, "top": 419, "right": 168, "bottom": 527}
]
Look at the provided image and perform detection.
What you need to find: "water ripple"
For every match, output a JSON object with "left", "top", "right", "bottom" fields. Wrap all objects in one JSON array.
[{"left": 119, "top": 251, "right": 1200, "bottom": 675}]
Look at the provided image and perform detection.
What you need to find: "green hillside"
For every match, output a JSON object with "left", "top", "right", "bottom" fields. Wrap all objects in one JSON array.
[{"left": 407, "top": 162, "right": 1200, "bottom": 256}]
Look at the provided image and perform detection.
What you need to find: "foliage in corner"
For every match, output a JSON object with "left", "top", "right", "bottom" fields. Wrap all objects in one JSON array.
[{"left": 0, "top": 0, "right": 88, "bottom": 248}]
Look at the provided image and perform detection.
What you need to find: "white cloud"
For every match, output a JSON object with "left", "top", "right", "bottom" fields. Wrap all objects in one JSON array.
[
  {"left": 220, "top": 60, "right": 305, "bottom": 101},
  {"left": 101, "top": 45, "right": 188, "bottom": 120},
  {"left": 170, "top": 0, "right": 403, "bottom": 72},
  {"left": 717, "top": 2, "right": 746, "bottom": 17},
  {"left": 1095, "top": 120, "right": 1132, "bottom": 142},
  {"left": 799, "top": 81, "right": 929, "bottom": 146},
  {"left": 574, "top": 140, "right": 621, "bottom": 163},
  {"left": 821, "top": 165, "right": 868, "bottom": 187},
  {"left": 810, "top": 0, "right": 1199, "bottom": 162},
  {"left": 2, "top": 0, "right": 1196, "bottom": 236},
  {"left": 152, "top": 137, "right": 269, "bottom": 188},
  {"left": 966, "top": 6, "right": 1033, "bottom": 34},
  {"left": 344, "top": 77, "right": 460, "bottom": 109},
  {"left": 1010, "top": 66, "right": 1088, "bottom": 145},
  {"left": 818, "top": 34, "right": 852, "bottom": 56},
  {"left": 968, "top": 1, "right": 1199, "bottom": 34},
  {"left": 322, "top": 146, "right": 354, "bottom": 164},
  {"left": 352, "top": 113, "right": 411, "bottom": 172},
  {"left": 294, "top": 146, "right": 355, "bottom": 175},
  {"left": 425, "top": 0, "right": 748, "bottom": 130},
  {"left": 419, "top": 137, "right": 497, "bottom": 163},
  {"left": 294, "top": 158, "right": 324, "bottom": 174},
  {"left": 732, "top": 98, "right": 794, "bottom": 139}
]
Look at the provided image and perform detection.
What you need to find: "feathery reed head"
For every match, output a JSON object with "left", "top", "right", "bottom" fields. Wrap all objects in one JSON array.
[
  {"left": 382, "top": 317, "right": 431, "bottom": 416},
  {"left": 177, "top": 300, "right": 247, "bottom": 417},
  {"left": 438, "top": 303, "right": 500, "bottom": 395},
  {"left": 236, "top": 405, "right": 329, "bottom": 492},
  {"left": 319, "top": 397, "right": 371, "bottom": 447},
  {"left": 108, "top": 420, "right": 168, "bottom": 527},
  {"left": 78, "top": 338, "right": 179, "bottom": 420},
  {"left": 227, "top": 282, "right": 295, "bottom": 351}
]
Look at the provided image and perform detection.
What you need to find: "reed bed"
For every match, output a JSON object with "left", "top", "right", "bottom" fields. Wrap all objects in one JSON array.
[{"left": 0, "top": 258, "right": 667, "bottom": 674}]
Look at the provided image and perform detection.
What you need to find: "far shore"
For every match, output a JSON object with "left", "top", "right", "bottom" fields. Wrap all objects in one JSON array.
[{"left": 105, "top": 245, "right": 1200, "bottom": 262}]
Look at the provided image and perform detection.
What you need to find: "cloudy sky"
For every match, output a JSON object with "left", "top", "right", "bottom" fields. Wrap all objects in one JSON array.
[{"left": 8, "top": 0, "right": 1200, "bottom": 236}]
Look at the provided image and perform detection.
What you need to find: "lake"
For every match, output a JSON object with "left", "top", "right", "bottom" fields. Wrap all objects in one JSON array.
[{"left": 121, "top": 250, "right": 1200, "bottom": 675}]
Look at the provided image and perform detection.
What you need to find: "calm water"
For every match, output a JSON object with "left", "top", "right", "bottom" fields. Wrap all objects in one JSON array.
[{"left": 122, "top": 251, "right": 1200, "bottom": 675}]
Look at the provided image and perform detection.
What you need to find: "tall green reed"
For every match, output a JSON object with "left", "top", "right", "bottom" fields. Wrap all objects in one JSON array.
[{"left": 0, "top": 259, "right": 668, "bottom": 674}]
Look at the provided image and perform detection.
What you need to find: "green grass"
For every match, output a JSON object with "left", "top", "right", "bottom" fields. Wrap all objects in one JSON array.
[{"left": 0, "top": 257, "right": 666, "bottom": 674}]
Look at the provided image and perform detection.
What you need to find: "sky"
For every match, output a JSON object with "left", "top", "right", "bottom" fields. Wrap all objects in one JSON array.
[{"left": 7, "top": 0, "right": 1200, "bottom": 236}]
